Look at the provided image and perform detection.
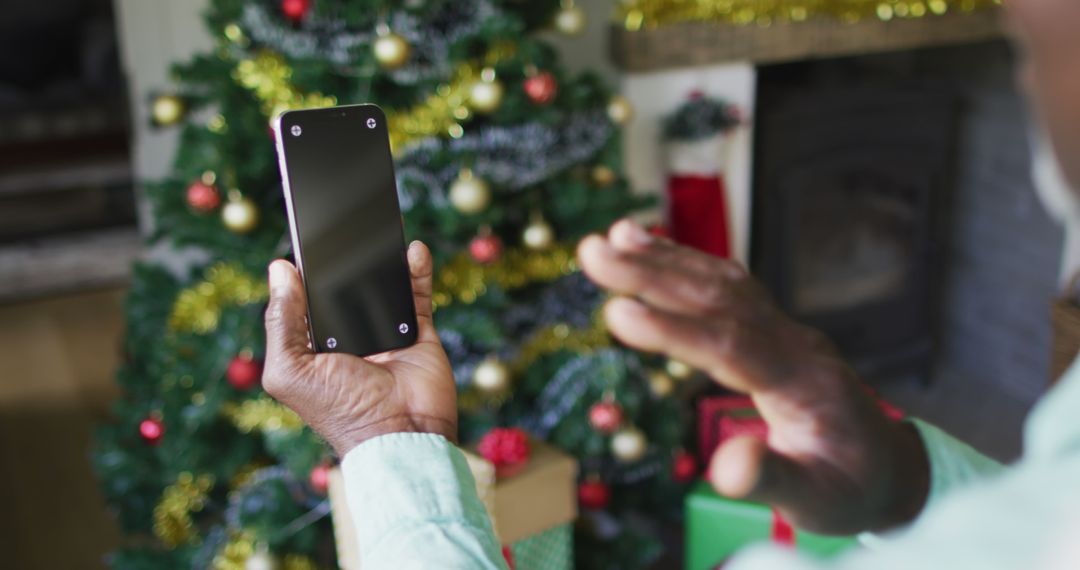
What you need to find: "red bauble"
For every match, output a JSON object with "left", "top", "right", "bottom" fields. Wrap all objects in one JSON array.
[
  {"left": 226, "top": 355, "right": 263, "bottom": 390},
  {"left": 186, "top": 181, "right": 221, "bottom": 212},
  {"left": 477, "top": 428, "right": 531, "bottom": 477},
  {"left": 672, "top": 450, "right": 698, "bottom": 483},
  {"left": 588, "top": 401, "right": 624, "bottom": 434},
  {"left": 523, "top": 72, "right": 558, "bottom": 105},
  {"left": 577, "top": 479, "right": 611, "bottom": 510},
  {"left": 309, "top": 463, "right": 331, "bottom": 494},
  {"left": 469, "top": 234, "right": 503, "bottom": 264},
  {"left": 281, "top": 0, "right": 311, "bottom": 22},
  {"left": 139, "top": 417, "right": 164, "bottom": 445}
]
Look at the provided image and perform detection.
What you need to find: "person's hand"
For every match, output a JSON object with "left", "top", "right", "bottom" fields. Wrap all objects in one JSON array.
[
  {"left": 578, "top": 220, "right": 929, "bottom": 535},
  {"left": 261, "top": 241, "right": 457, "bottom": 457}
]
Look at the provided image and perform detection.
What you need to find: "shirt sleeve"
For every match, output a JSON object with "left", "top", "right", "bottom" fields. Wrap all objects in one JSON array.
[
  {"left": 908, "top": 418, "right": 1004, "bottom": 507},
  {"left": 341, "top": 432, "right": 508, "bottom": 570}
]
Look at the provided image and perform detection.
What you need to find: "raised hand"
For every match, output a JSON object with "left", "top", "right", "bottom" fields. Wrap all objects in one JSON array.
[{"left": 578, "top": 220, "right": 929, "bottom": 535}]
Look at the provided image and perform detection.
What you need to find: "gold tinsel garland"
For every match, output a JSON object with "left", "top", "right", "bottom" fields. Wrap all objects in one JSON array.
[
  {"left": 232, "top": 44, "right": 516, "bottom": 153},
  {"left": 152, "top": 472, "right": 215, "bottom": 547},
  {"left": 511, "top": 319, "right": 611, "bottom": 373},
  {"left": 617, "top": 0, "right": 1000, "bottom": 29},
  {"left": 232, "top": 51, "right": 338, "bottom": 118},
  {"left": 169, "top": 262, "right": 269, "bottom": 334},
  {"left": 222, "top": 395, "right": 304, "bottom": 434},
  {"left": 212, "top": 531, "right": 318, "bottom": 570},
  {"left": 432, "top": 244, "right": 578, "bottom": 309}
]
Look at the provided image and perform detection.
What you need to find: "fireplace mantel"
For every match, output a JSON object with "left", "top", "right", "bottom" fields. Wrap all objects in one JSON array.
[{"left": 610, "top": 8, "right": 1003, "bottom": 71}]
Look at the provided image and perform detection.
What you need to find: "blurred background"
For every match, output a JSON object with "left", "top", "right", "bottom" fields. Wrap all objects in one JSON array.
[{"left": 1, "top": 0, "right": 1074, "bottom": 568}]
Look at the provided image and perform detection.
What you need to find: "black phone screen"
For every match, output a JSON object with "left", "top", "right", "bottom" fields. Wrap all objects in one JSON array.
[{"left": 275, "top": 104, "right": 417, "bottom": 356}]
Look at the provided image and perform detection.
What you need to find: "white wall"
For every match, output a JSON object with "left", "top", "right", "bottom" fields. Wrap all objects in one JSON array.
[{"left": 113, "top": 0, "right": 212, "bottom": 192}]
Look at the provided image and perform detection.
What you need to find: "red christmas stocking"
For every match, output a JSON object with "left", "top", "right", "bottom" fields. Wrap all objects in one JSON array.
[{"left": 667, "top": 173, "right": 731, "bottom": 258}]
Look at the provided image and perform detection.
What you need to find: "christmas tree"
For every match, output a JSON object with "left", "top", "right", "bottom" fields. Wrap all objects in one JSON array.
[{"left": 95, "top": 1, "right": 691, "bottom": 568}]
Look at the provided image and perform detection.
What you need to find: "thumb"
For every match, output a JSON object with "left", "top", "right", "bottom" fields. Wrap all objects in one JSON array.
[
  {"left": 708, "top": 435, "right": 810, "bottom": 512},
  {"left": 265, "top": 260, "right": 311, "bottom": 359}
]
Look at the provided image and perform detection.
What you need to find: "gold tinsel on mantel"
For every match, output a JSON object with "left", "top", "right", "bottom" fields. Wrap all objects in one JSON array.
[{"left": 618, "top": 0, "right": 1001, "bottom": 29}]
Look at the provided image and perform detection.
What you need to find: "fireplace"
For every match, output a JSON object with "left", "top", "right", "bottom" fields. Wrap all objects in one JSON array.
[{"left": 751, "top": 47, "right": 968, "bottom": 380}]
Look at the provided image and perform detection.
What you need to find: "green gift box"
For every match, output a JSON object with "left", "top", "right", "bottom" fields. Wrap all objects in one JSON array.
[{"left": 686, "top": 480, "right": 858, "bottom": 569}]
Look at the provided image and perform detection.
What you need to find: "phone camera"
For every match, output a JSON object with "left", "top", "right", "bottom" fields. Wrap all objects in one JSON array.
[
  {"left": 398, "top": 323, "right": 410, "bottom": 334},
  {"left": 326, "top": 337, "right": 337, "bottom": 349},
  {"left": 366, "top": 118, "right": 377, "bottom": 129},
  {"left": 290, "top": 125, "right": 302, "bottom": 137}
]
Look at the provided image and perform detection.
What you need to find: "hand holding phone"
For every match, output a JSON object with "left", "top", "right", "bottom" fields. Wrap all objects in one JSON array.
[
  {"left": 261, "top": 243, "right": 458, "bottom": 456},
  {"left": 274, "top": 104, "right": 417, "bottom": 357}
]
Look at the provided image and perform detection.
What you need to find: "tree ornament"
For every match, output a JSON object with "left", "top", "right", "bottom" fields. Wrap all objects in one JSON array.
[
  {"left": 245, "top": 543, "right": 279, "bottom": 570},
  {"left": 226, "top": 353, "right": 263, "bottom": 390},
  {"left": 611, "top": 426, "right": 648, "bottom": 463},
  {"left": 577, "top": 477, "right": 611, "bottom": 510},
  {"left": 222, "top": 190, "right": 259, "bottom": 234},
  {"left": 591, "top": 165, "right": 617, "bottom": 187},
  {"left": 469, "top": 229, "right": 503, "bottom": 264},
  {"left": 280, "top": 0, "right": 311, "bottom": 23},
  {"left": 373, "top": 23, "right": 411, "bottom": 70},
  {"left": 151, "top": 94, "right": 185, "bottom": 127},
  {"left": 309, "top": 463, "right": 331, "bottom": 495},
  {"left": 468, "top": 67, "right": 504, "bottom": 115},
  {"left": 523, "top": 71, "right": 558, "bottom": 105},
  {"left": 648, "top": 370, "right": 675, "bottom": 397},
  {"left": 554, "top": 1, "right": 587, "bottom": 36},
  {"left": 449, "top": 168, "right": 491, "bottom": 214},
  {"left": 186, "top": 172, "right": 221, "bottom": 212},
  {"left": 473, "top": 358, "right": 511, "bottom": 394},
  {"left": 607, "top": 95, "right": 634, "bottom": 126},
  {"left": 478, "top": 427, "right": 531, "bottom": 477},
  {"left": 522, "top": 215, "right": 555, "bottom": 251},
  {"left": 666, "top": 358, "right": 694, "bottom": 381},
  {"left": 588, "top": 401, "right": 624, "bottom": 434},
  {"left": 672, "top": 449, "right": 698, "bottom": 483},
  {"left": 139, "top": 416, "right": 164, "bottom": 445}
]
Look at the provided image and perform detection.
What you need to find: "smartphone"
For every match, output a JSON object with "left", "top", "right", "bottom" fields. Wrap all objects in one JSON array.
[{"left": 273, "top": 104, "right": 418, "bottom": 357}]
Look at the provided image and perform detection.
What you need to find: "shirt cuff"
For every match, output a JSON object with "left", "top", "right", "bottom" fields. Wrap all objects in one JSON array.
[
  {"left": 341, "top": 432, "right": 496, "bottom": 555},
  {"left": 857, "top": 417, "right": 1004, "bottom": 549}
]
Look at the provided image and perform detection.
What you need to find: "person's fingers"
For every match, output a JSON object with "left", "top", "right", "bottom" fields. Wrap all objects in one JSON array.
[
  {"left": 578, "top": 230, "right": 753, "bottom": 318},
  {"left": 609, "top": 219, "right": 748, "bottom": 280},
  {"left": 603, "top": 296, "right": 786, "bottom": 392},
  {"left": 265, "top": 260, "right": 312, "bottom": 359},
  {"left": 263, "top": 260, "right": 314, "bottom": 402},
  {"left": 406, "top": 240, "right": 440, "bottom": 344}
]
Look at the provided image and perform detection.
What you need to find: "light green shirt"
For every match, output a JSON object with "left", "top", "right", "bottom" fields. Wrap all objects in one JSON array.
[{"left": 342, "top": 363, "right": 1080, "bottom": 569}]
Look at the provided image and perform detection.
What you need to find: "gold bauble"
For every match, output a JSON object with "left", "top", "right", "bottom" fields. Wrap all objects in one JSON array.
[
  {"left": 666, "top": 358, "right": 694, "bottom": 381},
  {"left": 648, "top": 370, "right": 675, "bottom": 397},
  {"left": 222, "top": 192, "right": 259, "bottom": 234},
  {"left": 522, "top": 217, "right": 555, "bottom": 251},
  {"left": 449, "top": 169, "right": 491, "bottom": 214},
  {"left": 591, "top": 165, "right": 617, "bottom": 187},
  {"left": 607, "top": 95, "right": 634, "bottom": 126},
  {"left": 151, "top": 94, "right": 185, "bottom": 126},
  {"left": 555, "top": 3, "right": 587, "bottom": 36},
  {"left": 468, "top": 67, "right": 504, "bottom": 114},
  {"left": 611, "top": 426, "right": 648, "bottom": 463},
  {"left": 373, "top": 27, "right": 411, "bottom": 70},
  {"left": 473, "top": 358, "right": 511, "bottom": 393}
]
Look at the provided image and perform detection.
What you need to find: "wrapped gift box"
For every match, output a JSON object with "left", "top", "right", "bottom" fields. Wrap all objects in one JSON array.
[
  {"left": 329, "top": 439, "right": 577, "bottom": 570},
  {"left": 686, "top": 480, "right": 857, "bottom": 570}
]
